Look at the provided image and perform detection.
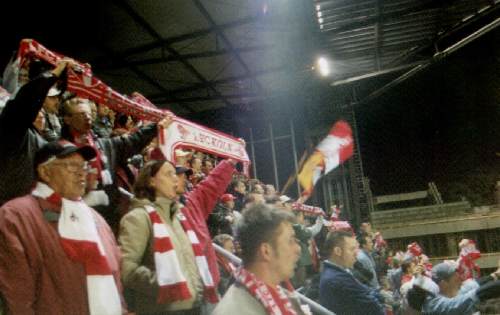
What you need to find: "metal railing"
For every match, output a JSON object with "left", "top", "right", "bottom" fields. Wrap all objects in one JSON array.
[{"left": 213, "top": 243, "right": 335, "bottom": 315}]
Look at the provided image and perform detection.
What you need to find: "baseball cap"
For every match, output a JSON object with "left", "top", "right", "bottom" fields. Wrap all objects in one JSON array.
[
  {"left": 175, "top": 165, "right": 193, "bottom": 176},
  {"left": 35, "top": 141, "right": 96, "bottom": 168},
  {"left": 431, "top": 261, "right": 458, "bottom": 283},
  {"left": 47, "top": 86, "right": 62, "bottom": 97},
  {"left": 175, "top": 149, "right": 192, "bottom": 158},
  {"left": 220, "top": 193, "right": 235, "bottom": 203},
  {"left": 279, "top": 195, "right": 292, "bottom": 203}
]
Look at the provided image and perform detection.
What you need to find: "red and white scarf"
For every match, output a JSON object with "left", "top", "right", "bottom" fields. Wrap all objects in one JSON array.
[
  {"left": 235, "top": 267, "right": 297, "bottom": 315},
  {"left": 31, "top": 182, "right": 121, "bottom": 315},
  {"left": 457, "top": 239, "right": 481, "bottom": 280},
  {"left": 144, "top": 205, "right": 218, "bottom": 304}
]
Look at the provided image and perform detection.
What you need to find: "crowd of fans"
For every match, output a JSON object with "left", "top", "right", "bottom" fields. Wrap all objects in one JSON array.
[{"left": 2, "top": 58, "right": 500, "bottom": 315}]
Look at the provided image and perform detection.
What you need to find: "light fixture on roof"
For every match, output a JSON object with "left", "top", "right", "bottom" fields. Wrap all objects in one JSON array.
[
  {"left": 317, "top": 11, "right": 322, "bottom": 18},
  {"left": 316, "top": 4, "right": 321, "bottom": 11},
  {"left": 316, "top": 57, "right": 331, "bottom": 77},
  {"left": 318, "top": 17, "right": 324, "bottom": 24}
]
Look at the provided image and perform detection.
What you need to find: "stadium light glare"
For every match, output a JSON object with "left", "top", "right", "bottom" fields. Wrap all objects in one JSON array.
[{"left": 317, "top": 57, "right": 331, "bottom": 76}]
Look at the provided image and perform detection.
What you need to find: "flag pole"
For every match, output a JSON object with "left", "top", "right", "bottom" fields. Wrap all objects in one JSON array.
[{"left": 280, "top": 149, "right": 308, "bottom": 196}]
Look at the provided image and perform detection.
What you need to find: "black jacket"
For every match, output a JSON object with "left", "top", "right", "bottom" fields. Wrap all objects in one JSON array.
[{"left": 0, "top": 73, "right": 57, "bottom": 205}]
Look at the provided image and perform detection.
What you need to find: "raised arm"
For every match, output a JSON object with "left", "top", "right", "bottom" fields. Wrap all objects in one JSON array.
[
  {"left": 184, "top": 160, "right": 236, "bottom": 220},
  {"left": 0, "top": 60, "right": 72, "bottom": 148}
]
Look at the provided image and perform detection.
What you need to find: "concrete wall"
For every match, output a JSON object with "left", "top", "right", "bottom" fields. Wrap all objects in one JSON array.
[{"left": 377, "top": 212, "right": 500, "bottom": 239}]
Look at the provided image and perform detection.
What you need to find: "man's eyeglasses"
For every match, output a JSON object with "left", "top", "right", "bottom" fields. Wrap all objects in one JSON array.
[{"left": 51, "top": 161, "right": 90, "bottom": 173}]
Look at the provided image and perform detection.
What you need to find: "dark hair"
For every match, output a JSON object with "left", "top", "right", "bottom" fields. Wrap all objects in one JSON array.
[
  {"left": 133, "top": 160, "right": 174, "bottom": 201},
  {"left": 407, "top": 285, "right": 430, "bottom": 311},
  {"left": 114, "top": 113, "right": 129, "bottom": 128},
  {"left": 237, "top": 203, "right": 295, "bottom": 266},
  {"left": 322, "top": 231, "right": 354, "bottom": 257},
  {"left": 357, "top": 232, "right": 371, "bottom": 247},
  {"left": 230, "top": 179, "right": 246, "bottom": 193}
]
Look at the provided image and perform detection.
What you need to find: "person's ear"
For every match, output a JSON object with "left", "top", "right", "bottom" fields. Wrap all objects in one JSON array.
[
  {"left": 259, "top": 242, "right": 273, "bottom": 262},
  {"left": 63, "top": 114, "right": 72, "bottom": 125},
  {"left": 333, "top": 246, "right": 342, "bottom": 257},
  {"left": 149, "top": 177, "right": 157, "bottom": 189},
  {"left": 37, "top": 164, "right": 51, "bottom": 184}
]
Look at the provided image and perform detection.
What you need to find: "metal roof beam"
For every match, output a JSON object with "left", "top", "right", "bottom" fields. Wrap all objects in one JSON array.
[
  {"left": 192, "top": 0, "right": 264, "bottom": 92},
  {"left": 153, "top": 92, "right": 265, "bottom": 103},
  {"left": 96, "top": 44, "right": 194, "bottom": 115},
  {"left": 91, "top": 14, "right": 260, "bottom": 65},
  {"left": 95, "top": 45, "right": 272, "bottom": 71},
  {"left": 321, "top": 0, "right": 441, "bottom": 34},
  {"left": 113, "top": 0, "right": 233, "bottom": 109},
  {"left": 146, "top": 65, "right": 287, "bottom": 100}
]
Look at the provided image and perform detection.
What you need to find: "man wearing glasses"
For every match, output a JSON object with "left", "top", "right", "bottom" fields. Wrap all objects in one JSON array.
[{"left": 0, "top": 140, "right": 125, "bottom": 315}]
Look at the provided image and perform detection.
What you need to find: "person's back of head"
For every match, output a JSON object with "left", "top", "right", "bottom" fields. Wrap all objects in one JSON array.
[{"left": 407, "top": 285, "right": 430, "bottom": 311}]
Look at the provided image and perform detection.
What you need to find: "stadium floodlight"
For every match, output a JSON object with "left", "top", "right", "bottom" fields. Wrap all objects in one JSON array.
[{"left": 316, "top": 57, "right": 331, "bottom": 76}]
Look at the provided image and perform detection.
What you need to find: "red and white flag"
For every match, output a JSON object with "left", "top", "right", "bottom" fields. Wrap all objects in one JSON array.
[{"left": 298, "top": 120, "right": 354, "bottom": 196}]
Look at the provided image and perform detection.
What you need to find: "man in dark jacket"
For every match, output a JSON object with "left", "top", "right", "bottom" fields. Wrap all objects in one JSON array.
[
  {"left": 208, "top": 193, "right": 240, "bottom": 237},
  {"left": 319, "top": 230, "right": 385, "bottom": 315},
  {"left": 0, "top": 59, "right": 74, "bottom": 205},
  {"left": 60, "top": 97, "right": 172, "bottom": 228},
  {"left": 230, "top": 179, "right": 246, "bottom": 211}
]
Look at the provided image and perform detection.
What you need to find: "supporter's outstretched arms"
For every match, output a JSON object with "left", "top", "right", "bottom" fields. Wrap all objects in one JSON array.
[
  {"left": 109, "top": 114, "right": 174, "bottom": 163},
  {"left": 0, "top": 59, "right": 73, "bottom": 148},
  {"left": 118, "top": 209, "right": 158, "bottom": 297}
]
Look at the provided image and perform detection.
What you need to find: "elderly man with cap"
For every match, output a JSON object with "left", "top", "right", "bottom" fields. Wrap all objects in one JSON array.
[
  {"left": 405, "top": 260, "right": 500, "bottom": 315},
  {"left": 0, "top": 141, "right": 125, "bottom": 315},
  {"left": 208, "top": 193, "right": 242, "bottom": 236}
]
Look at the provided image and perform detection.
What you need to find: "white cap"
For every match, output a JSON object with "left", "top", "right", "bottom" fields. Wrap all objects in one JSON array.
[
  {"left": 279, "top": 195, "right": 292, "bottom": 203},
  {"left": 175, "top": 149, "right": 192, "bottom": 158},
  {"left": 47, "top": 86, "right": 62, "bottom": 97}
]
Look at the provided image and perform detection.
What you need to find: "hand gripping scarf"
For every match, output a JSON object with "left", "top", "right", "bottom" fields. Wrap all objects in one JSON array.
[
  {"left": 235, "top": 267, "right": 297, "bottom": 315},
  {"left": 144, "top": 205, "right": 218, "bottom": 304},
  {"left": 32, "top": 182, "right": 121, "bottom": 315}
]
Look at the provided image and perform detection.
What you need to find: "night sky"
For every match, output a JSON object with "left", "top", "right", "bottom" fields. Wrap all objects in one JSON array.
[{"left": 356, "top": 27, "right": 500, "bottom": 203}]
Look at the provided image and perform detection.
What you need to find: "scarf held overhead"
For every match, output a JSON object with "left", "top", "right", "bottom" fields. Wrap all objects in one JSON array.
[{"left": 31, "top": 182, "right": 121, "bottom": 315}]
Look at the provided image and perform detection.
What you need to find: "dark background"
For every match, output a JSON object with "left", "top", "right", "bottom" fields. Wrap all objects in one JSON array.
[{"left": 1, "top": 1, "right": 499, "bottom": 205}]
